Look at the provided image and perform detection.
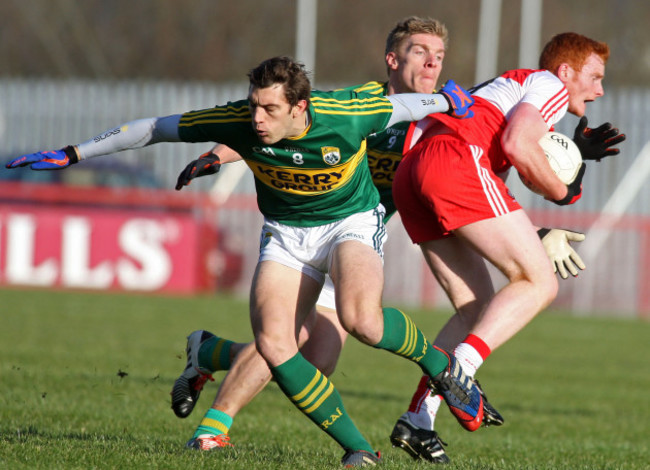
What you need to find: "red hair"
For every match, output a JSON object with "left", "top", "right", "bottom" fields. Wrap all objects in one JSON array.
[{"left": 539, "top": 33, "right": 609, "bottom": 74}]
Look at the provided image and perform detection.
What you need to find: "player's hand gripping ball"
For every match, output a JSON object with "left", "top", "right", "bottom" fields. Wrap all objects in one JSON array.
[{"left": 520, "top": 131, "right": 583, "bottom": 194}]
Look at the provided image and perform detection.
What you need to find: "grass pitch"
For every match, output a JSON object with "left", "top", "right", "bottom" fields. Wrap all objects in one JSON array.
[{"left": 1, "top": 288, "right": 648, "bottom": 469}]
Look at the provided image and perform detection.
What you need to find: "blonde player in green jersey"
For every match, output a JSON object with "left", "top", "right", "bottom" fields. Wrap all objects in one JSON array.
[
  {"left": 168, "top": 17, "right": 619, "bottom": 465},
  {"left": 7, "top": 54, "right": 483, "bottom": 466}
]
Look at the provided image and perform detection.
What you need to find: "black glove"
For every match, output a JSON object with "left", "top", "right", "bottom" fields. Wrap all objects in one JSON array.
[
  {"left": 551, "top": 162, "right": 586, "bottom": 206},
  {"left": 175, "top": 152, "right": 221, "bottom": 190},
  {"left": 573, "top": 116, "right": 626, "bottom": 161}
]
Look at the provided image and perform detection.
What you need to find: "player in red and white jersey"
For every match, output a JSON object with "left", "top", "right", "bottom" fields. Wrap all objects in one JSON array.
[
  {"left": 404, "top": 68, "right": 570, "bottom": 176},
  {"left": 392, "top": 32, "right": 625, "bottom": 435}
]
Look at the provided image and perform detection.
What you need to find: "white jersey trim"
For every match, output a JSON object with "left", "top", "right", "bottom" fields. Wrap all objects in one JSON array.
[
  {"left": 475, "top": 69, "right": 568, "bottom": 126},
  {"left": 470, "top": 145, "right": 510, "bottom": 217}
]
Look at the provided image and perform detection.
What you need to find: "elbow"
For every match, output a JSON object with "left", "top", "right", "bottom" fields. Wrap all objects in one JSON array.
[{"left": 501, "top": 134, "right": 522, "bottom": 160}]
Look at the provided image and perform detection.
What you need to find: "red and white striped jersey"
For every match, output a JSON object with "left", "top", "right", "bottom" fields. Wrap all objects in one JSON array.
[{"left": 403, "top": 69, "right": 569, "bottom": 174}]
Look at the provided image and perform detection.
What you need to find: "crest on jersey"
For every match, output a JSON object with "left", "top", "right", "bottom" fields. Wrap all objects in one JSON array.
[{"left": 321, "top": 146, "right": 341, "bottom": 165}]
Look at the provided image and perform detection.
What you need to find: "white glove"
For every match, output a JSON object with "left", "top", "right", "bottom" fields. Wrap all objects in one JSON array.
[{"left": 538, "top": 228, "right": 586, "bottom": 279}]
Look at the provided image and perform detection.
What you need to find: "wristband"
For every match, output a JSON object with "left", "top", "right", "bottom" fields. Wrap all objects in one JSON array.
[{"left": 63, "top": 145, "right": 80, "bottom": 164}]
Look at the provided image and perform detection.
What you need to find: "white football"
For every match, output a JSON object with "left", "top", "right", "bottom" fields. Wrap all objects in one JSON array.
[
  {"left": 538, "top": 131, "right": 583, "bottom": 184},
  {"left": 519, "top": 131, "right": 583, "bottom": 194}
]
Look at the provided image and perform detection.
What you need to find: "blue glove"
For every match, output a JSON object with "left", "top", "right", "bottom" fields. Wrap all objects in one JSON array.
[
  {"left": 5, "top": 146, "right": 79, "bottom": 170},
  {"left": 440, "top": 80, "right": 475, "bottom": 119}
]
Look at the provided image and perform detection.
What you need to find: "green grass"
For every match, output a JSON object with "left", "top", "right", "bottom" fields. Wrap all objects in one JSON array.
[{"left": 1, "top": 288, "right": 648, "bottom": 469}]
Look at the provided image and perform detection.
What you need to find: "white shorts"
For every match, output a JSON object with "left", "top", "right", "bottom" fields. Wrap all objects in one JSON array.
[
  {"left": 316, "top": 276, "right": 336, "bottom": 310},
  {"left": 258, "top": 205, "right": 387, "bottom": 289}
]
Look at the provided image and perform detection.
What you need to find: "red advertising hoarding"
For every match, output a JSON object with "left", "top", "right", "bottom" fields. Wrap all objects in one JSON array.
[{"left": 0, "top": 182, "right": 219, "bottom": 294}]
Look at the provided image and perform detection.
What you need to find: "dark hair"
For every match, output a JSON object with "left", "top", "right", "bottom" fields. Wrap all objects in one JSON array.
[
  {"left": 539, "top": 32, "right": 610, "bottom": 73},
  {"left": 247, "top": 56, "right": 311, "bottom": 107}
]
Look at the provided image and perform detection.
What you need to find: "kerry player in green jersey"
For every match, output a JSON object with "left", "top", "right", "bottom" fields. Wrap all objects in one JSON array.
[
  {"left": 7, "top": 55, "right": 483, "bottom": 466},
  {"left": 169, "top": 17, "right": 601, "bottom": 464},
  {"left": 168, "top": 19, "right": 455, "bottom": 462}
]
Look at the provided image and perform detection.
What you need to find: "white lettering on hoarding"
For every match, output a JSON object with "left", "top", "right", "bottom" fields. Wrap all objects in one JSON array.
[
  {"left": 62, "top": 217, "right": 113, "bottom": 288},
  {"left": 5, "top": 214, "right": 57, "bottom": 286},
  {"left": 1, "top": 213, "right": 177, "bottom": 291},
  {"left": 117, "top": 219, "right": 172, "bottom": 290}
]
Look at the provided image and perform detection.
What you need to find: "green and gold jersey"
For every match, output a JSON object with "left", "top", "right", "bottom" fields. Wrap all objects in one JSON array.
[
  {"left": 340, "top": 81, "right": 410, "bottom": 219},
  {"left": 177, "top": 88, "right": 393, "bottom": 227}
]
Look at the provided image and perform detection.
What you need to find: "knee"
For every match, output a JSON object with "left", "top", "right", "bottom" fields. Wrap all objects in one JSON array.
[
  {"left": 516, "top": 267, "right": 558, "bottom": 309},
  {"left": 339, "top": 309, "right": 382, "bottom": 345},
  {"left": 310, "top": 355, "right": 339, "bottom": 377},
  {"left": 255, "top": 332, "right": 295, "bottom": 367},
  {"left": 254, "top": 334, "right": 275, "bottom": 363},
  {"left": 538, "top": 271, "right": 559, "bottom": 308}
]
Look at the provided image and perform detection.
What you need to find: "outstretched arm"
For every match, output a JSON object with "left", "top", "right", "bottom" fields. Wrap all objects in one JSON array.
[
  {"left": 77, "top": 115, "right": 182, "bottom": 159},
  {"left": 6, "top": 114, "right": 182, "bottom": 170},
  {"left": 386, "top": 80, "right": 474, "bottom": 127}
]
